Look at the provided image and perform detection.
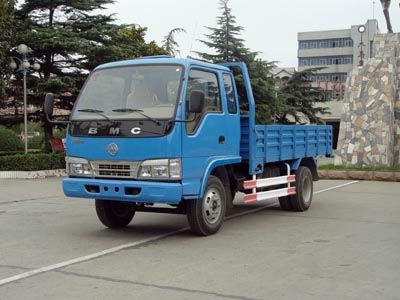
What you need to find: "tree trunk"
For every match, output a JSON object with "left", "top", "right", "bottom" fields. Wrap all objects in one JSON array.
[
  {"left": 381, "top": 0, "right": 394, "bottom": 33},
  {"left": 383, "top": 9, "right": 394, "bottom": 33},
  {"left": 42, "top": 6, "right": 56, "bottom": 152}
]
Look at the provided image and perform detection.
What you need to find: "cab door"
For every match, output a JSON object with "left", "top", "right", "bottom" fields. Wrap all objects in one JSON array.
[
  {"left": 181, "top": 67, "right": 241, "bottom": 196},
  {"left": 182, "top": 67, "right": 238, "bottom": 158}
]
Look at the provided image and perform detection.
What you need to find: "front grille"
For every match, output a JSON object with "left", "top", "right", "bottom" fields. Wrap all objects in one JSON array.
[{"left": 91, "top": 160, "right": 140, "bottom": 179}]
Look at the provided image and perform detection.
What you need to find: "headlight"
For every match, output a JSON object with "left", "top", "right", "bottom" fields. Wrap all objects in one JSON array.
[
  {"left": 66, "top": 157, "right": 93, "bottom": 177},
  {"left": 139, "top": 158, "right": 181, "bottom": 180}
]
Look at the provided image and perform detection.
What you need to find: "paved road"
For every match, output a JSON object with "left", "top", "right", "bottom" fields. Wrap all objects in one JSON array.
[{"left": 0, "top": 178, "right": 399, "bottom": 300}]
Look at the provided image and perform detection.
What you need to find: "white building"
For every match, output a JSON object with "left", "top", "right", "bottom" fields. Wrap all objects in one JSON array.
[{"left": 297, "top": 20, "right": 379, "bottom": 148}]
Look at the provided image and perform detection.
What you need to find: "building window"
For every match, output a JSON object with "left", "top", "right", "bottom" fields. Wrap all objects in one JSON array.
[
  {"left": 299, "top": 55, "right": 353, "bottom": 67},
  {"left": 299, "top": 38, "right": 353, "bottom": 50},
  {"left": 306, "top": 73, "right": 347, "bottom": 82}
]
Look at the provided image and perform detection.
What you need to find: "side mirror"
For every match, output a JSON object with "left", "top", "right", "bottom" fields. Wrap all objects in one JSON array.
[
  {"left": 44, "top": 93, "right": 54, "bottom": 117},
  {"left": 188, "top": 90, "right": 204, "bottom": 114}
]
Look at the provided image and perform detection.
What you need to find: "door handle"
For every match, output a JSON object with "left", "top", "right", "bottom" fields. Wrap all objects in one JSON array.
[{"left": 218, "top": 136, "right": 225, "bottom": 144}]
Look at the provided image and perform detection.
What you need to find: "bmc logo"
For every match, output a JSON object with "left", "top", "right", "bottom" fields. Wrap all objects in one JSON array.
[
  {"left": 131, "top": 127, "right": 141, "bottom": 135},
  {"left": 88, "top": 128, "right": 97, "bottom": 135},
  {"left": 109, "top": 127, "right": 120, "bottom": 135}
]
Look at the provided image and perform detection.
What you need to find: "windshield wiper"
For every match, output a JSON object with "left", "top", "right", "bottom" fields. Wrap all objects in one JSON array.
[
  {"left": 112, "top": 108, "right": 160, "bottom": 125},
  {"left": 77, "top": 109, "right": 114, "bottom": 122}
]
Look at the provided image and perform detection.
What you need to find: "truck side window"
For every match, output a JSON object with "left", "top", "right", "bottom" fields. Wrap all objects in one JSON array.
[
  {"left": 223, "top": 74, "right": 237, "bottom": 114},
  {"left": 186, "top": 69, "right": 221, "bottom": 134}
]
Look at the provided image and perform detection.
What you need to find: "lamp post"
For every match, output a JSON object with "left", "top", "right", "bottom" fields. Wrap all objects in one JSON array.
[
  {"left": 358, "top": 25, "right": 366, "bottom": 67},
  {"left": 10, "top": 44, "right": 40, "bottom": 154}
]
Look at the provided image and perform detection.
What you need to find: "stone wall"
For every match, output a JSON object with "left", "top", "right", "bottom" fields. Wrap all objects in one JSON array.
[
  {"left": 336, "top": 34, "right": 400, "bottom": 167},
  {"left": 395, "top": 45, "right": 400, "bottom": 166}
]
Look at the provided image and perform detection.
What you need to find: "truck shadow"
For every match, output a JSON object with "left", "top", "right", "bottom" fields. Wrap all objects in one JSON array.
[{"left": 83, "top": 202, "right": 281, "bottom": 239}]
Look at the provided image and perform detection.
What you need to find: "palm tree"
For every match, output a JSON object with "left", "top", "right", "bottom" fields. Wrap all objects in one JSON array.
[{"left": 380, "top": 0, "right": 393, "bottom": 33}]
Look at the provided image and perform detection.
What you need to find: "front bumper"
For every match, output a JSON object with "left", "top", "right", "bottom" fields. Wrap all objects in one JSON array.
[{"left": 62, "top": 178, "right": 182, "bottom": 204}]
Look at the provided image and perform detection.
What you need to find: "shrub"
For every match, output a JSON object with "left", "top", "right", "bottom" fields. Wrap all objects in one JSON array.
[
  {"left": 53, "top": 128, "right": 67, "bottom": 139},
  {"left": 28, "top": 135, "right": 44, "bottom": 149},
  {"left": 0, "top": 153, "right": 66, "bottom": 171},
  {"left": 0, "top": 126, "right": 24, "bottom": 152}
]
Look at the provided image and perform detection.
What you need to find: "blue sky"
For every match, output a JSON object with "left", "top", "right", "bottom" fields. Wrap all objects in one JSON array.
[{"left": 105, "top": 0, "right": 400, "bottom": 67}]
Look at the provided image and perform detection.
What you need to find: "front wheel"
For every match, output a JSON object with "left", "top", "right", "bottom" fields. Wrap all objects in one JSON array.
[
  {"left": 186, "top": 175, "right": 227, "bottom": 236},
  {"left": 95, "top": 200, "right": 136, "bottom": 228}
]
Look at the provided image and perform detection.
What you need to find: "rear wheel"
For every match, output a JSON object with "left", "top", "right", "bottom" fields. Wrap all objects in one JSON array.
[
  {"left": 290, "top": 166, "right": 313, "bottom": 211},
  {"left": 95, "top": 200, "right": 136, "bottom": 228},
  {"left": 186, "top": 175, "right": 226, "bottom": 236}
]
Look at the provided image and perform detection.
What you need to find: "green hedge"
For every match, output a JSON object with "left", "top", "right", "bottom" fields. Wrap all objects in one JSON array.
[
  {"left": 0, "top": 153, "right": 66, "bottom": 171},
  {"left": 0, "top": 126, "right": 24, "bottom": 152},
  {"left": 0, "top": 149, "right": 42, "bottom": 156},
  {"left": 0, "top": 151, "right": 24, "bottom": 156}
]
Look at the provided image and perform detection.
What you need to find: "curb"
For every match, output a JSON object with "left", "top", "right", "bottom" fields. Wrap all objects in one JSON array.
[
  {"left": 0, "top": 169, "right": 67, "bottom": 179},
  {"left": 318, "top": 169, "right": 400, "bottom": 182}
]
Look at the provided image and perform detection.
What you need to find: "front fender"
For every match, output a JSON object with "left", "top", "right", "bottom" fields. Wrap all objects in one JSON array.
[{"left": 199, "top": 156, "right": 241, "bottom": 198}]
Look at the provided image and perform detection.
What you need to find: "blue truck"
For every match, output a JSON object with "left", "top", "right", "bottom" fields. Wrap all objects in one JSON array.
[{"left": 45, "top": 56, "right": 332, "bottom": 236}]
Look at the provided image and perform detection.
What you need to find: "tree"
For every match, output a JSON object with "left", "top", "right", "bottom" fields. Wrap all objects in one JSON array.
[
  {"left": 13, "top": 0, "right": 118, "bottom": 150},
  {"left": 197, "top": 0, "right": 276, "bottom": 123},
  {"left": 197, "top": 0, "right": 254, "bottom": 63},
  {"left": 275, "top": 69, "right": 329, "bottom": 124},
  {"left": 0, "top": 0, "right": 15, "bottom": 102},
  {"left": 246, "top": 59, "right": 278, "bottom": 124},
  {"left": 197, "top": 0, "right": 327, "bottom": 124},
  {"left": 162, "top": 27, "right": 186, "bottom": 56},
  {"left": 84, "top": 24, "right": 166, "bottom": 71},
  {"left": 12, "top": 0, "right": 165, "bottom": 151}
]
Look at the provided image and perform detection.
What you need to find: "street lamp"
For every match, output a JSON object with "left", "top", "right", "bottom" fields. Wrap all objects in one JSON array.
[
  {"left": 358, "top": 25, "right": 366, "bottom": 67},
  {"left": 9, "top": 44, "right": 40, "bottom": 154}
]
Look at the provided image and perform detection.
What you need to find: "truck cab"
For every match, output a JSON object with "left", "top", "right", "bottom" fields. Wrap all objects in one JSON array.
[{"left": 45, "top": 56, "right": 332, "bottom": 236}]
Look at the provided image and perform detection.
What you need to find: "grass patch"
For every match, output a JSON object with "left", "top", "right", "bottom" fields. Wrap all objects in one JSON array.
[{"left": 319, "top": 164, "right": 400, "bottom": 172}]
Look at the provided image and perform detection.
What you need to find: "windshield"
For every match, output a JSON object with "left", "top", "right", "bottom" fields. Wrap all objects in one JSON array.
[{"left": 71, "top": 65, "right": 183, "bottom": 121}]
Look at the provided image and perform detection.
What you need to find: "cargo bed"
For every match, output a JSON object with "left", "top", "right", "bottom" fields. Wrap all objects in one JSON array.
[{"left": 240, "top": 116, "right": 332, "bottom": 172}]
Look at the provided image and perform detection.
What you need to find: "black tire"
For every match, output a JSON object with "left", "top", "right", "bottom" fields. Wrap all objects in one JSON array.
[
  {"left": 95, "top": 200, "right": 136, "bottom": 228},
  {"left": 279, "top": 195, "right": 293, "bottom": 210},
  {"left": 186, "top": 175, "right": 227, "bottom": 236},
  {"left": 289, "top": 166, "right": 313, "bottom": 212}
]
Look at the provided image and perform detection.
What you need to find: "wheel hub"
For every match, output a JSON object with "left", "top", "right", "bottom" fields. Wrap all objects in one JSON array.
[
  {"left": 302, "top": 176, "right": 312, "bottom": 204},
  {"left": 203, "top": 188, "right": 222, "bottom": 225}
]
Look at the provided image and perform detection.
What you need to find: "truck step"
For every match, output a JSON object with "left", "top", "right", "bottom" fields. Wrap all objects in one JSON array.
[
  {"left": 242, "top": 163, "right": 296, "bottom": 203},
  {"left": 243, "top": 187, "right": 296, "bottom": 203},
  {"left": 243, "top": 175, "right": 295, "bottom": 189}
]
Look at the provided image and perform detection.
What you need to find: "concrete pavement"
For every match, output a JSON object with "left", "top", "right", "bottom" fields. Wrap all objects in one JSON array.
[{"left": 0, "top": 178, "right": 399, "bottom": 299}]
